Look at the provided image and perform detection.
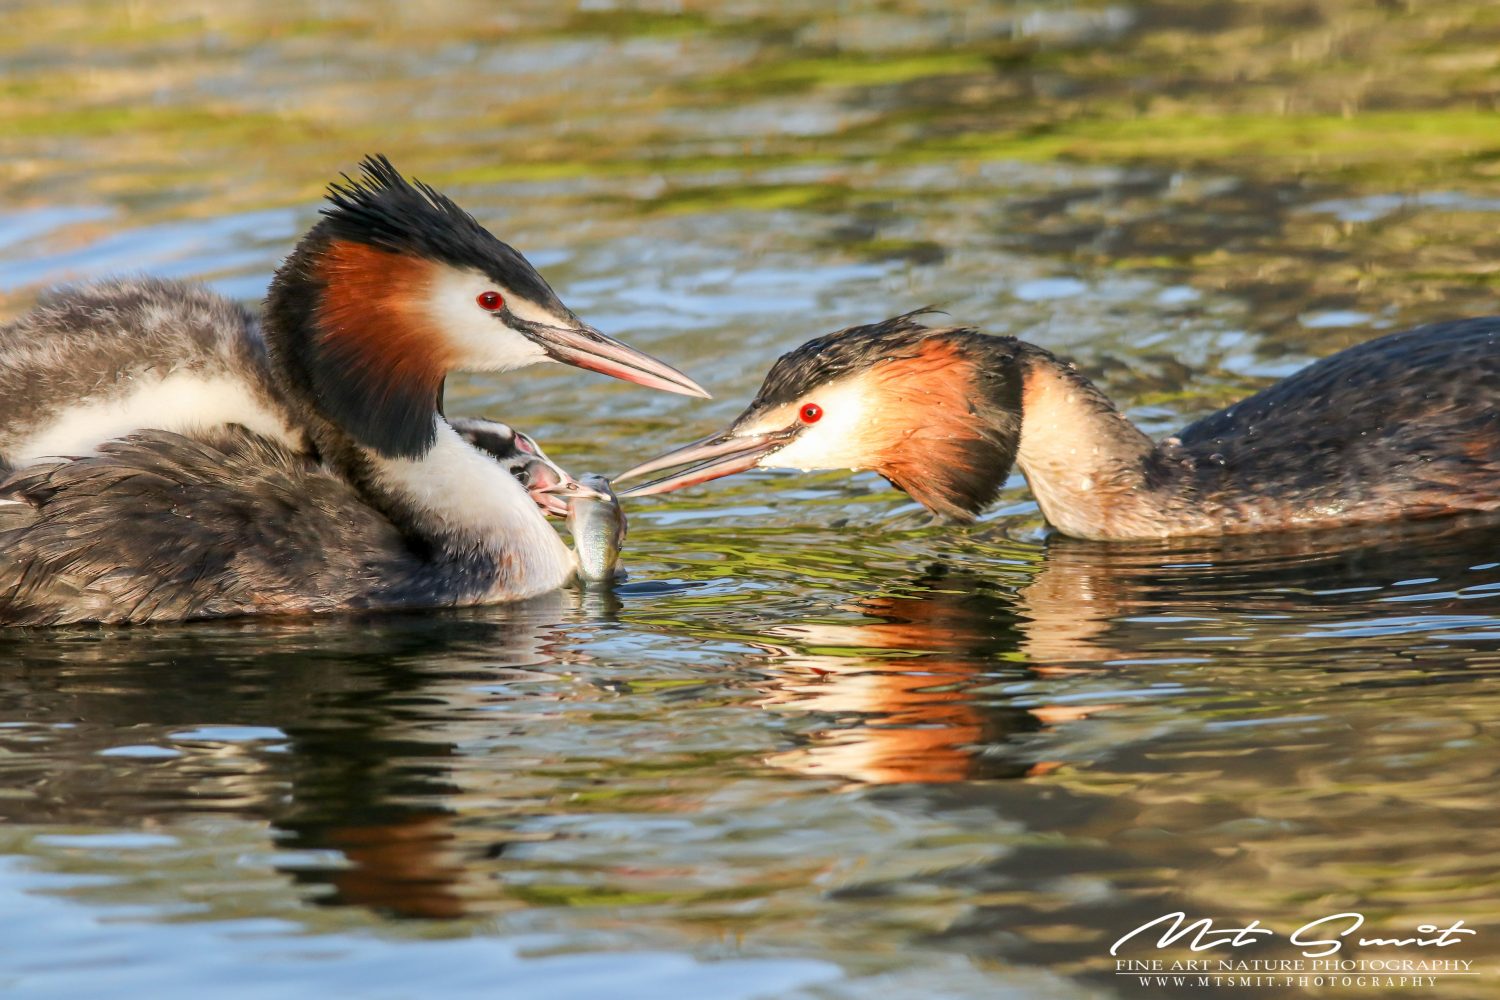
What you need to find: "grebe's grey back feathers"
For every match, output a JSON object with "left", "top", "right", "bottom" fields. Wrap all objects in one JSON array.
[
  {"left": 1174, "top": 316, "right": 1500, "bottom": 460},
  {"left": 0, "top": 277, "right": 296, "bottom": 466},
  {"left": 0, "top": 427, "right": 504, "bottom": 625}
]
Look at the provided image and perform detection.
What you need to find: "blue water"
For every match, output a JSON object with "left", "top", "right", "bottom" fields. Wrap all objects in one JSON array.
[{"left": 3, "top": 2, "right": 1500, "bottom": 998}]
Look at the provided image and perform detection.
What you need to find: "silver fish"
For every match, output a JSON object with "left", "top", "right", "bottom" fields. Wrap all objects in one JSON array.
[{"left": 567, "top": 473, "right": 627, "bottom": 584}]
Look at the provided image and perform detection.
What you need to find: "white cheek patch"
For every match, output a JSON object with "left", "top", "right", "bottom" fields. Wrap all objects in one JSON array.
[
  {"left": 426, "top": 268, "right": 550, "bottom": 372},
  {"left": 750, "top": 381, "right": 873, "bottom": 472}
]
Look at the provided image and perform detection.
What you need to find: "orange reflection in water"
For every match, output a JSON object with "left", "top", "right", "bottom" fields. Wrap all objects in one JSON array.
[
  {"left": 753, "top": 517, "right": 1500, "bottom": 787},
  {"left": 753, "top": 577, "right": 1119, "bottom": 785}
]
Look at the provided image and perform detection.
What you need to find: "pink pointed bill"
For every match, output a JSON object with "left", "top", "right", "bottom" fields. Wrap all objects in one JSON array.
[
  {"left": 535, "top": 325, "right": 710, "bottom": 399},
  {"left": 615, "top": 430, "right": 790, "bottom": 498}
]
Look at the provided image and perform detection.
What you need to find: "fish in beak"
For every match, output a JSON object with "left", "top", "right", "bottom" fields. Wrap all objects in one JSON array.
[{"left": 533, "top": 472, "right": 612, "bottom": 517}]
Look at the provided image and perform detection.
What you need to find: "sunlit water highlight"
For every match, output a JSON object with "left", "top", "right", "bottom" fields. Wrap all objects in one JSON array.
[{"left": 3, "top": 2, "right": 1500, "bottom": 997}]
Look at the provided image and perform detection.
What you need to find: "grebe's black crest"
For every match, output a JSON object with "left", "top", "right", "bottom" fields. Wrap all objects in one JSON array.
[
  {"left": 748, "top": 309, "right": 954, "bottom": 413},
  {"left": 265, "top": 154, "right": 707, "bottom": 463},
  {"left": 267, "top": 155, "right": 564, "bottom": 462},
  {"left": 321, "top": 154, "right": 567, "bottom": 313}
]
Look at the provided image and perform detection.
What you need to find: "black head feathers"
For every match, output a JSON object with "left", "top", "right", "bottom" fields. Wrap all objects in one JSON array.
[
  {"left": 749, "top": 310, "right": 959, "bottom": 411},
  {"left": 320, "top": 154, "right": 566, "bottom": 312}
]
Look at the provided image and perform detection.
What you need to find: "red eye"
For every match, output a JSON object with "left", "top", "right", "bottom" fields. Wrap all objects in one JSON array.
[
  {"left": 476, "top": 290, "right": 504, "bottom": 311},
  {"left": 800, "top": 403, "right": 823, "bottom": 424}
]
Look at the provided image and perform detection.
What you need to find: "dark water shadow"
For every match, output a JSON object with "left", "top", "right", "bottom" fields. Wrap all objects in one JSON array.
[{"left": 0, "top": 599, "right": 605, "bottom": 919}]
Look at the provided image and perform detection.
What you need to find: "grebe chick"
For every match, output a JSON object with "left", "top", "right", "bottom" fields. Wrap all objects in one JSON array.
[
  {"left": 446, "top": 417, "right": 600, "bottom": 518},
  {"left": 618, "top": 312, "right": 1500, "bottom": 539},
  {"left": 0, "top": 418, "right": 599, "bottom": 625},
  {"left": 0, "top": 155, "right": 706, "bottom": 623}
]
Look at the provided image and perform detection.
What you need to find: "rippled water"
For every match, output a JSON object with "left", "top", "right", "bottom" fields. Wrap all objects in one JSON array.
[{"left": 4, "top": 1, "right": 1500, "bottom": 997}]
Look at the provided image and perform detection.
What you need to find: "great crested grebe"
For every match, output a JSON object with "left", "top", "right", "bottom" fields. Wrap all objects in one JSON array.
[
  {"left": 0, "top": 156, "right": 706, "bottom": 624},
  {"left": 0, "top": 418, "right": 587, "bottom": 625},
  {"left": 618, "top": 312, "right": 1500, "bottom": 539}
]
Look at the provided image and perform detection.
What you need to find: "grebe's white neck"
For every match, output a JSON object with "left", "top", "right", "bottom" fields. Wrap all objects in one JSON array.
[
  {"left": 367, "top": 419, "right": 576, "bottom": 600},
  {"left": 1013, "top": 356, "right": 1160, "bottom": 540}
]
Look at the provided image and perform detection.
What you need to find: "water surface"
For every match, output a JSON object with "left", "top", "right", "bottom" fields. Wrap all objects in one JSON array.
[{"left": 3, "top": 2, "right": 1500, "bottom": 997}]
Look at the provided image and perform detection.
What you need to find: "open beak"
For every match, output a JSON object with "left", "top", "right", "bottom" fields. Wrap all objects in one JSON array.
[
  {"left": 533, "top": 474, "right": 611, "bottom": 517},
  {"left": 615, "top": 428, "right": 793, "bottom": 498},
  {"left": 528, "top": 324, "right": 710, "bottom": 399}
]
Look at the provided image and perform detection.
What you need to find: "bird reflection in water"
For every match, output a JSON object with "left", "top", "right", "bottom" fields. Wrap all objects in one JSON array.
[
  {"left": 7, "top": 518, "right": 1500, "bottom": 926},
  {"left": 274, "top": 516, "right": 1500, "bottom": 920},
  {"left": 749, "top": 513, "right": 1500, "bottom": 787},
  {"left": 749, "top": 571, "right": 1075, "bottom": 785},
  {"left": 0, "top": 596, "right": 589, "bottom": 921},
  {"left": 281, "top": 591, "right": 625, "bottom": 919}
]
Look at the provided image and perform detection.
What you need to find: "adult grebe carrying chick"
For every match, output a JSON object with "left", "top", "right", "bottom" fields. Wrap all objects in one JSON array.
[
  {"left": 619, "top": 311, "right": 1500, "bottom": 539},
  {"left": 0, "top": 156, "right": 704, "bottom": 624}
]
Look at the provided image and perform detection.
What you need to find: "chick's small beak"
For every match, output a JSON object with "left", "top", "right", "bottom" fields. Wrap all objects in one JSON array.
[
  {"left": 616, "top": 428, "right": 793, "bottom": 498},
  {"left": 521, "top": 460, "right": 610, "bottom": 517},
  {"left": 527, "top": 323, "right": 710, "bottom": 399},
  {"left": 545, "top": 477, "right": 612, "bottom": 503},
  {"left": 539, "top": 476, "right": 611, "bottom": 518}
]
